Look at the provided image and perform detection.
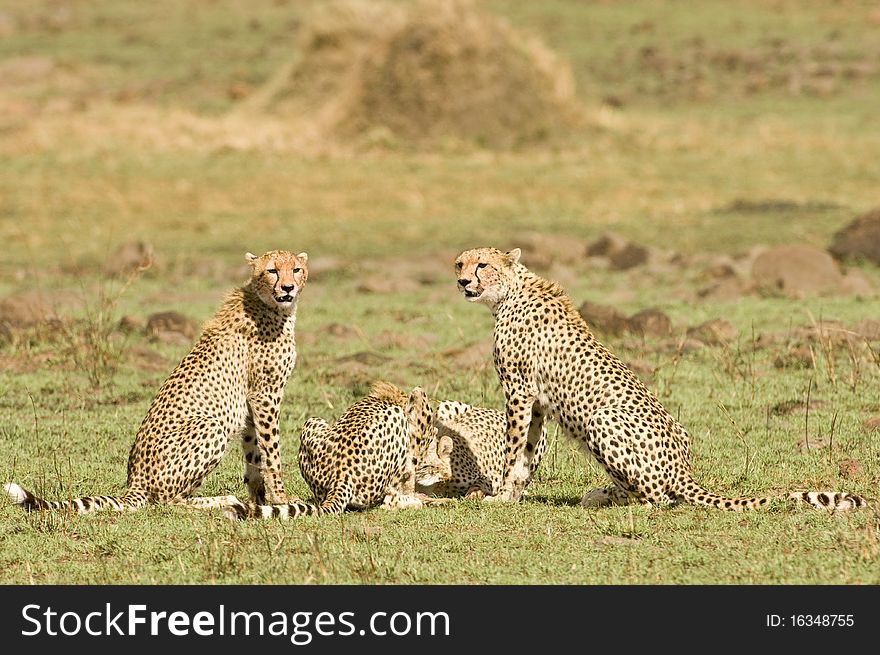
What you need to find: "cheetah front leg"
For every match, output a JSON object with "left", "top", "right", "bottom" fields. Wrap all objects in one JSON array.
[
  {"left": 489, "top": 393, "right": 544, "bottom": 503},
  {"left": 380, "top": 488, "right": 425, "bottom": 510},
  {"left": 242, "top": 393, "right": 288, "bottom": 504}
]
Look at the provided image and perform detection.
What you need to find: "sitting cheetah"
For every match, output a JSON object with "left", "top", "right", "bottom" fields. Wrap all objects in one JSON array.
[
  {"left": 416, "top": 400, "right": 547, "bottom": 499},
  {"left": 226, "top": 381, "right": 445, "bottom": 519},
  {"left": 454, "top": 246, "right": 870, "bottom": 512},
  {"left": 5, "top": 249, "right": 309, "bottom": 514}
]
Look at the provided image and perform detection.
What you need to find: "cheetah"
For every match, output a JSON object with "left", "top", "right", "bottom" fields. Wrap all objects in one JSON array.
[
  {"left": 5, "top": 249, "right": 309, "bottom": 514},
  {"left": 226, "top": 381, "right": 445, "bottom": 519},
  {"left": 414, "top": 432, "right": 454, "bottom": 494},
  {"left": 416, "top": 400, "right": 546, "bottom": 499},
  {"left": 454, "top": 246, "right": 870, "bottom": 512}
]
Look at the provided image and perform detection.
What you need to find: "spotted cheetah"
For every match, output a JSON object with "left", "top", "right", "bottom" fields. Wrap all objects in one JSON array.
[
  {"left": 5, "top": 249, "right": 309, "bottom": 514},
  {"left": 226, "top": 381, "right": 445, "bottom": 519},
  {"left": 454, "top": 246, "right": 870, "bottom": 512},
  {"left": 416, "top": 400, "right": 546, "bottom": 499},
  {"left": 414, "top": 432, "right": 454, "bottom": 493}
]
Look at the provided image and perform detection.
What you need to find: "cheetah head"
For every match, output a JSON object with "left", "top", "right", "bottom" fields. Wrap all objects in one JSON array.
[
  {"left": 246, "top": 250, "right": 308, "bottom": 313},
  {"left": 415, "top": 435, "right": 454, "bottom": 492},
  {"left": 454, "top": 247, "right": 521, "bottom": 309}
]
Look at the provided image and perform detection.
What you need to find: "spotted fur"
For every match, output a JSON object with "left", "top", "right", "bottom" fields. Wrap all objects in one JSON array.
[
  {"left": 416, "top": 400, "right": 546, "bottom": 499},
  {"left": 226, "top": 381, "right": 445, "bottom": 520},
  {"left": 5, "top": 249, "right": 309, "bottom": 514},
  {"left": 454, "top": 246, "right": 870, "bottom": 512}
]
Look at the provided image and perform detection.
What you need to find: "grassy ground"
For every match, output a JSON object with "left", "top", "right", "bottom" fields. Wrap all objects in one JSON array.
[{"left": 0, "top": 0, "right": 878, "bottom": 585}]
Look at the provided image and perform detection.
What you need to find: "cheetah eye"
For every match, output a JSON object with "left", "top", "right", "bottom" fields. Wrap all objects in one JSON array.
[
  {"left": 293, "top": 267, "right": 302, "bottom": 273},
  {"left": 476, "top": 262, "right": 488, "bottom": 270},
  {"left": 267, "top": 268, "right": 278, "bottom": 275},
  {"left": 454, "top": 262, "right": 462, "bottom": 270}
]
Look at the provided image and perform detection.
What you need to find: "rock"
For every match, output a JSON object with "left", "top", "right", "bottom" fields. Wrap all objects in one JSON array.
[
  {"left": 0, "top": 291, "right": 52, "bottom": 328},
  {"left": 750, "top": 245, "right": 844, "bottom": 297},
  {"left": 104, "top": 241, "right": 155, "bottom": 277},
  {"left": 585, "top": 232, "right": 649, "bottom": 271},
  {"left": 853, "top": 318, "right": 880, "bottom": 341},
  {"left": 837, "top": 458, "right": 862, "bottom": 480},
  {"left": 862, "top": 416, "right": 880, "bottom": 433},
  {"left": 586, "top": 232, "right": 628, "bottom": 258},
  {"left": 627, "top": 308, "right": 673, "bottom": 338},
  {"left": 697, "top": 276, "right": 754, "bottom": 302},
  {"left": 117, "top": 315, "right": 144, "bottom": 334},
  {"left": 829, "top": 209, "right": 880, "bottom": 266},
  {"left": 686, "top": 318, "right": 738, "bottom": 346},
  {"left": 578, "top": 301, "right": 630, "bottom": 336},
  {"left": 841, "top": 269, "right": 875, "bottom": 297},
  {"left": 609, "top": 242, "right": 649, "bottom": 271},
  {"left": 145, "top": 311, "right": 197, "bottom": 344},
  {"left": 773, "top": 344, "right": 814, "bottom": 369}
]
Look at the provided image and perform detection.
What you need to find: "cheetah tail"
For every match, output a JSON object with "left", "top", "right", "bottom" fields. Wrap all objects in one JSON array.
[
  {"left": 787, "top": 491, "right": 870, "bottom": 511},
  {"left": 223, "top": 498, "right": 322, "bottom": 521},
  {"left": 677, "top": 482, "right": 869, "bottom": 512},
  {"left": 4, "top": 482, "right": 146, "bottom": 514}
]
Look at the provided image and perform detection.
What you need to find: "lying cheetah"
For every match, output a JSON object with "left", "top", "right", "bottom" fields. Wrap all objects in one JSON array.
[
  {"left": 5, "top": 249, "right": 309, "bottom": 513},
  {"left": 416, "top": 400, "right": 547, "bottom": 499},
  {"left": 414, "top": 432, "right": 454, "bottom": 494},
  {"left": 454, "top": 246, "right": 870, "bottom": 512},
  {"left": 226, "top": 381, "right": 444, "bottom": 519}
]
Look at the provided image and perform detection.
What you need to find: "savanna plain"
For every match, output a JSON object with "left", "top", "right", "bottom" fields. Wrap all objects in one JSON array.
[{"left": 0, "top": 0, "right": 879, "bottom": 584}]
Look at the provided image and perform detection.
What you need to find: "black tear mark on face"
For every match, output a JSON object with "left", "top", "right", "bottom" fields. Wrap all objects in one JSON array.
[{"left": 474, "top": 262, "right": 488, "bottom": 286}]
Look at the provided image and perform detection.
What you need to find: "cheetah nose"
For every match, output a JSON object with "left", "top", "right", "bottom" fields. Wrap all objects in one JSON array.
[
  {"left": 457, "top": 278, "right": 470, "bottom": 288},
  {"left": 281, "top": 284, "right": 295, "bottom": 292}
]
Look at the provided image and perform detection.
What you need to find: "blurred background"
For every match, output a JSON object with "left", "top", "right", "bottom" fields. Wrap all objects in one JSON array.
[{"left": 1, "top": 0, "right": 879, "bottom": 388}]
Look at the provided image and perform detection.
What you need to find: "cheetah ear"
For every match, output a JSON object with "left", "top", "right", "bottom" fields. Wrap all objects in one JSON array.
[
  {"left": 245, "top": 252, "right": 258, "bottom": 264},
  {"left": 506, "top": 248, "right": 521, "bottom": 265},
  {"left": 437, "top": 435, "right": 454, "bottom": 458},
  {"left": 406, "top": 387, "right": 429, "bottom": 419},
  {"left": 296, "top": 252, "right": 308, "bottom": 265}
]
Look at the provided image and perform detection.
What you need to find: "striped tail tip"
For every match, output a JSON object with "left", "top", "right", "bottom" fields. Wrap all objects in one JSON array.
[
  {"left": 223, "top": 500, "right": 253, "bottom": 521},
  {"left": 5, "top": 482, "right": 30, "bottom": 506},
  {"left": 224, "top": 500, "right": 322, "bottom": 521},
  {"left": 791, "top": 491, "right": 868, "bottom": 511}
]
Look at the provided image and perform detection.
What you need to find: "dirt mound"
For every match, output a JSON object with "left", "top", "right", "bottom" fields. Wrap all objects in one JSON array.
[
  {"left": 264, "top": 0, "right": 583, "bottom": 149},
  {"left": 750, "top": 245, "right": 845, "bottom": 298},
  {"left": 145, "top": 311, "right": 197, "bottom": 345},
  {"left": 0, "top": 291, "right": 53, "bottom": 328},
  {"left": 585, "top": 233, "right": 650, "bottom": 271},
  {"left": 829, "top": 209, "right": 880, "bottom": 266}
]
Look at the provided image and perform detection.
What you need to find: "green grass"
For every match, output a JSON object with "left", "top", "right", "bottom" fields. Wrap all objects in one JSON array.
[{"left": 0, "top": 0, "right": 879, "bottom": 585}]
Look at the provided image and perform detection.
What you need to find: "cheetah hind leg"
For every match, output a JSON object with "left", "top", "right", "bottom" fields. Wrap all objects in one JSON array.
[{"left": 580, "top": 484, "right": 634, "bottom": 508}]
